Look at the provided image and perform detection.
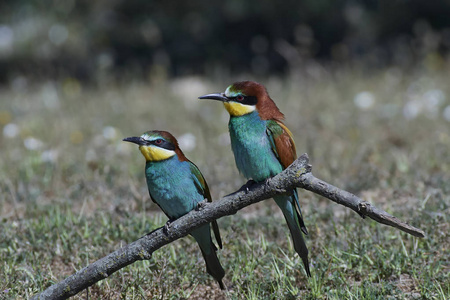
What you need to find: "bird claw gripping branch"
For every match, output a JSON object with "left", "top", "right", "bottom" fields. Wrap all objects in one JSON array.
[{"left": 196, "top": 200, "right": 208, "bottom": 211}]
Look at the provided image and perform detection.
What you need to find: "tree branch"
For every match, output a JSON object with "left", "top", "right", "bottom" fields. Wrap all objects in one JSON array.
[{"left": 31, "top": 153, "right": 425, "bottom": 299}]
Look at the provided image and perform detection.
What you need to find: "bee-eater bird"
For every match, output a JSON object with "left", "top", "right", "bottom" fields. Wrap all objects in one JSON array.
[
  {"left": 199, "top": 81, "right": 311, "bottom": 277},
  {"left": 123, "top": 130, "right": 225, "bottom": 289}
]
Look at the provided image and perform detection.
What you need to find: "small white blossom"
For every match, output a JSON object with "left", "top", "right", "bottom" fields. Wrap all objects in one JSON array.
[
  {"left": 403, "top": 99, "right": 422, "bottom": 120},
  {"left": 41, "top": 149, "right": 59, "bottom": 163},
  {"left": 177, "top": 133, "right": 196, "bottom": 152},
  {"left": 353, "top": 91, "right": 375, "bottom": 110},
  {"left": 3, "top": 123, "right": 19, "bottom": 138},
  {"left": 443, "top": 105, "right": 450, "bottom": 122},
  {"left": 85, "top": 149, "right": 97, "bottom": 162},
  {"left": 102, "top": 126, "right": 117, "bottom": 140},
  {"left": 24, "top": 137, "right": 44, "bottom": 150},
  {"left": 423, "top": 89, "right": 445, "bottom": 119}
]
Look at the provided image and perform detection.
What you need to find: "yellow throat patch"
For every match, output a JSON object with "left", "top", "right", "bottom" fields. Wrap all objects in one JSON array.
[
  {"left": 139, "top": 145, "right": 175, "bottom": 161},
  {"left": 223, "top": 102, "right": 255, "bottom": 117}
]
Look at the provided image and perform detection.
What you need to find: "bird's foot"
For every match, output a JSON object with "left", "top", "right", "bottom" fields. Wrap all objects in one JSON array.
[
  {"left": 196, "top": 200, "right": 208, "bottom": 211},
  {"left": 163, "top": 219, "right": 174, "bottom": 234},
  {"left": 241, "top": 179, "right": 257, "bottom": 193}
]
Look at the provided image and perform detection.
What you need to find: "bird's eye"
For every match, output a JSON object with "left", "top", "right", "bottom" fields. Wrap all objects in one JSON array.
[
  {"left": 155, "top": 139, "right": 163, "bottom": 145},
  {"left": 236, "top": 95, "right": 244, "bottom": 101}
]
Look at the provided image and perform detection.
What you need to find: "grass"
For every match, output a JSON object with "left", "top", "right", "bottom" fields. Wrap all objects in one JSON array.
[{"left": 0, "top": 62, "right": 449, "bottom": 299}]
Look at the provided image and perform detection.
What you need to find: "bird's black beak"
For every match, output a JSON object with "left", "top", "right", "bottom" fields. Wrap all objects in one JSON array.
[
  {"left": 198, "top": 93, "right": 229, "bottom": 102},
  {"left": 123, "top": 136, "right": 145, "bottom": 145}
]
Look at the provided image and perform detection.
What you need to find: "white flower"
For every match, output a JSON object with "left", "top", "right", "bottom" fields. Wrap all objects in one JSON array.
[
  {"left": 102, "top": 126, "right": 117, "bottom": 140},
  {"left": 3, "top": 123, "right": 19, "bottom": 138},
  {"left": 443, "top": 105, "right": 450, "bottom": 122},
  {"left": 24, "top": 137, "right": 44, "bottom": 150},
  {"left": 41, "top": 149, "right": 59, "bottom": 163},
  {"left": 403, "top": 99, "right": 422, "bottom": 120},
  {"left": 171, "top": 77, "right": 209, "bottom": 108},
  {"left": 422, "top": 89, "right": 445, "bottom": 119},
  {"left": 177, "top": 133, "right": 196, "bottom": 152},
  {"left": 354, "top": 92, "right": 375, "bottom": 110},
  {"left": 85, "top": 149, "right": 97, "bottom": 162}
]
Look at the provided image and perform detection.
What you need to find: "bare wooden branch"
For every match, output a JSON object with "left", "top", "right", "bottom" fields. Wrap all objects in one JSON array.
[{"left": 31, "top": 153, "right": 425, "bottom": 299}]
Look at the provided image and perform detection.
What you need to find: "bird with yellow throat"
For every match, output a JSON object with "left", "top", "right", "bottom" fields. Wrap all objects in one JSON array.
[
  {"left": 199, "top": 81, "right": 311, "bottom": 277},
  {"left": 123, "top": 130, "right": 226, "bottom": 288}
]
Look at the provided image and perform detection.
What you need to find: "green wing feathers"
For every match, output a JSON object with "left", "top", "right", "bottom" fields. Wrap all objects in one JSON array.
[{"left": 189, "top": 161, "right": 223, "bottom": 249}]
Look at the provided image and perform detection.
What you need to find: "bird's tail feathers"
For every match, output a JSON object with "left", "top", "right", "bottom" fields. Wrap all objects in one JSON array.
[
  {"left": 211, "top": 220, "right": 223, "bottom": 249},
  {"left": 293, "top": 190, "right": 308, "bottom": 235},
  {"left": 275, "top": 195, "right": 311, "bottom": 277},
  {"left": 200, "top": 246, "right": 226, "bottom": 290},
  {"left": 284, "top": 215, "right": 311, "bottom": 277},
  {"left": 192, "top": 225, "right": 226, "bottom": 289}
]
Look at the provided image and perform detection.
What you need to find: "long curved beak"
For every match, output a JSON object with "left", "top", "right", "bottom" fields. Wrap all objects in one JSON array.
[
  {"left": 123, "top": 136, "right": 145, "bottom": 145},
  {"left": 198, "top": 93, "right": 229, "bottom": 102}
]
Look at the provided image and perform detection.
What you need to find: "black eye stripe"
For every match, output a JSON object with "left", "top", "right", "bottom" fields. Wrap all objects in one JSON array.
[
  {"left": 230, "top": 95, "right": 257, "bottom": 105},
  {"left": 148, "top": 139, "right": 176, "bottom": 151}
]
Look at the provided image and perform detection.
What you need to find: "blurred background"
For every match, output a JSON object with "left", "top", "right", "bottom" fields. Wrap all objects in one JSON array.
[
  {"left": 1, "top": 1, "right": 449, "bottom": 299},
  {"left": 1, "top": 0, "right": 450, "bottom": 83}
]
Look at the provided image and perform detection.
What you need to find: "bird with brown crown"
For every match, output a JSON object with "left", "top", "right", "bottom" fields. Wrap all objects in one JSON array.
[
  {"left": 199, "top": 81, "right": 311, "bottom": 277},
  {"left": 123, "top": 130, "right": 226, "bottom": 288}
]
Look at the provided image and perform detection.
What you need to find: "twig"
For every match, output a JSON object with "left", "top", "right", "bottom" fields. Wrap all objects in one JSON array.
[{"left": 31, "top": 153, "right": 425, "bottom": 299}]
